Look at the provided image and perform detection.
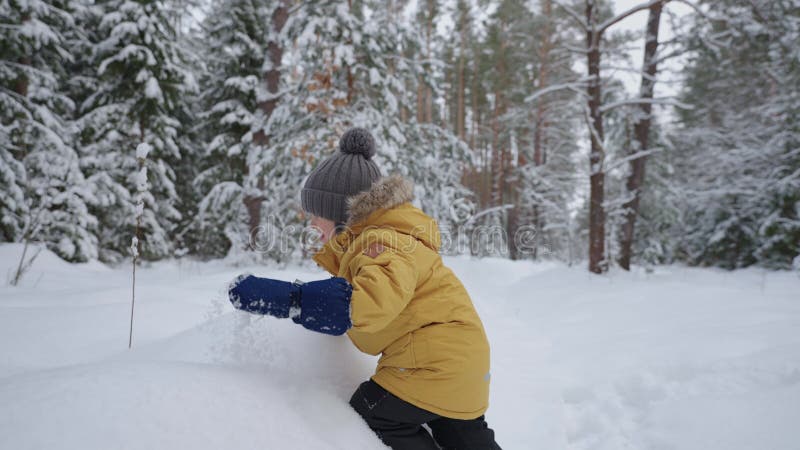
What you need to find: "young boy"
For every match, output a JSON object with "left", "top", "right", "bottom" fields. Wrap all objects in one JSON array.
[{"left": 228, "top": 128, "right": 501, "bottom": 449}]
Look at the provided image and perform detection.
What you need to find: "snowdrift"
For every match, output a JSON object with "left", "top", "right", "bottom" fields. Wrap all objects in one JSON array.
[{"left": 1, "top": 244, "right": 799, "bottom": 449}]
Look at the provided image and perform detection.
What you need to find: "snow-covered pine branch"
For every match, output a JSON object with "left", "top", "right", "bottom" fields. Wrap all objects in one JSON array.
[
  {"left": 599, "top": 97, "right": 693, "bottom": 113},
  {"left": 598, "top": 0, "right": 670, "bottom": 34},
  {"left": 525, "top": 77, "right": 593, "bottom": 104}
]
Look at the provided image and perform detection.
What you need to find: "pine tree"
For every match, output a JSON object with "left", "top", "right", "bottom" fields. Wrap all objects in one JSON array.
[
  {"left": 1, "top": 0, "right": 98, "bottom": 262},
  {"left": 550, "top": 0, "right": 673, "bottom": 272},
  {"left": 453, "top": 0, "right": 582, "bottom": 259},
  {"left": 444, "top": 0, "right": 472, "bottom": 142},
  {"left": 77, "top": 0, "right": 197, "bottom": 261},
  {"left": 190, "top": 0, "right": 289, "bottom": 260},
  {"left": 627, "top": 124, "right": 680, "bottom": 266},
  {"left": 518, "top": 0, "right": 584, "bottom": 261},
  {"left": 617, "top": 0, "right": 668, "bottom": 270},
  {"left": 670, "top": 0, "right": 800, "bottom": 269},
  {"left": 238, "top": 0, "right": 474, "bottom": 259}
]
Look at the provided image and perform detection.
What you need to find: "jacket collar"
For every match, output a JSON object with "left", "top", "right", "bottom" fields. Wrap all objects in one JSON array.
[
  {"left": 346, "top": 174, "right": 415, "bottom": 228},
  {"left": 312, "top": 175, "right": 415, "bottom": 274}
]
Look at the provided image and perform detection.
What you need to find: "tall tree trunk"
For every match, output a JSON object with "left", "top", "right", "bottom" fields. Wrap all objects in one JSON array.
[
  {"left": 401, "top": 78, "right": 410, "bottom": 123},
  {"left": 470, "top": 49, "right": 479, "bottom": 151},
  {"left": 417, "top": 79, "right": 425, "bottom": 123},
  {"left": 533, "top": 0, "right": 553, "bottom": 167},
  {"left": 456, "top": 21, "right": 467, "bottom": 141},
  {"left": 507, "top": 127, "right": 525, "bottom": 259},
  {"left": 483, "top": 142, "right": 491, "bottom": 207},
  {"left": 425, "top": 0, "right": 434, "bottom": 123},
  {"left": 14, "top": 56, "right": 30, "bottom": 98},
  {"left": 530, "top": 0, "right": 554, "bottom": 259},
  {"left": 618, "top": 1, "right": 664, "bottom": 270},
  {"left": 586, "top": 1, "right": 606, "bottom": 274},
  {"left": 347, "top": 68, "right": 355, "bottom": 105},
  {"left": 491, "top": 21, "right": 509, "bottom": 208},
  {"left": 491, "top": 98, "right": 499, "bottom": 206},
  {"left": 443, "top": 52, "right": 451, "bottom": 130},
  {"left": 245, "top": 1, "right": 289, "bottom": 249},
  {"left": 14, "top": 14, "right": 31, "bottom": 98},
  {"left": 425, "top": 89, "right": 433, "bottom": 123}
]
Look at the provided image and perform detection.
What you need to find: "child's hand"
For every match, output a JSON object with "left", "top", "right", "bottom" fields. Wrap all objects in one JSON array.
[
  {"left": 292, "top": 277, "right": 353, "bottom": 336},
  {"left": 227, "top": 274, "right": 299, "bottom": 318},
  {"left": 227, "top": 274, "right": 353, "bottom": 336}
]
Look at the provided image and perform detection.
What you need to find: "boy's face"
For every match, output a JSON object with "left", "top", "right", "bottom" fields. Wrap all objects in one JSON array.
[{"left": 310, "top": 215, "right": 337, "bottom": 244}]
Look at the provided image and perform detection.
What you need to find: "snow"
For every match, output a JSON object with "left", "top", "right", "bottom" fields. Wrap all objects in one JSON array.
[
  {"left": 1, "top": 244, "right": 799, "bottom": 449},
  {"left": 18, "top": 18, "right": 60, "bottom": 48},
  {"left": 135, "top": 142, "right": 151, "bottom": 160},
  {"left": 97, "top": 45, "right": 157, "bottom": 76},
  {"left": 144, "top": 77, "right": 162, "bottom": 102},
  {"left": 134, "top": 166, "right": 147, "bottom": 191},
  {"left": 369, "top": 68, "right": 381, "bottom": 86}
]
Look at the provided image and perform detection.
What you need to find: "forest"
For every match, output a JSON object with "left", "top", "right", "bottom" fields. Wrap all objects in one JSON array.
[
  {"left": 2, "top": 0, "right": 799, "bottom": 274},
  {"left": 2, "top": 2, "right": 800, "bottom": 448}
]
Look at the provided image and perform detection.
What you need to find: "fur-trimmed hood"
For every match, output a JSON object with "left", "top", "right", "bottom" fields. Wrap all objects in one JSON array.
[
  {"left": 327, "top": 174, "right": 441, "bottom": 253},
  {"left": 313, "top": 173, "right": 442, "bottom": 273},
  {"left": 346, "top": 174, "right": 415, "bottom": 227}
]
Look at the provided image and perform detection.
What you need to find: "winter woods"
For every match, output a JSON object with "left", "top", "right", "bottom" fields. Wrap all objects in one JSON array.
[{"left": 1, "top": 0, "right": 798, "bottom": 273}]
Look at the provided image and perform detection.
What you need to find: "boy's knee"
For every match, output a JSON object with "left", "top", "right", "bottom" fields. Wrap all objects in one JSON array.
[
  {"left": 349, "top": 382, "right": 368, "bottom": 416},
  {"left": 349, "top": 380, "right": 387, "bottom": 419}
]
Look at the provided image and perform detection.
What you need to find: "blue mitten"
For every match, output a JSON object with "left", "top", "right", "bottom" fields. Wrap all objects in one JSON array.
[
  {"left": 293, "top": 277, "right": 353, "bottom": 336},
  {"left": 228, "top": 274, "right": 299, "bottom": 318},
  {"left": 228, "top": 274, "right": 352, "bottom": 336}
]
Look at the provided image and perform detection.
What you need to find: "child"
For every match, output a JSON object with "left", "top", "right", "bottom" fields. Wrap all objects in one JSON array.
[{"left": 228, "top": 128, "right": 501, "bottom": 449}]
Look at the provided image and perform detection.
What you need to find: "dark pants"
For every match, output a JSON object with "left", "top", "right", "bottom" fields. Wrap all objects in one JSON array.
[{"left": 349, "top": 380, "right": 502, "bottom": 450}]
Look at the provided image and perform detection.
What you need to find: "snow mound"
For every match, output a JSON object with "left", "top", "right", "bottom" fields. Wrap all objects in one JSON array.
[
  {"left": 0, "top": 308, "right": 381, "bottom": 448},
  {"left": 132, "top": 310, "right": 376, "bottom": 391},
  {"left": 0, "top": 360, "right": 379, "bottom": 450},
  {"left": 1, "top": 248, "right": 799, "bottom": 449}
]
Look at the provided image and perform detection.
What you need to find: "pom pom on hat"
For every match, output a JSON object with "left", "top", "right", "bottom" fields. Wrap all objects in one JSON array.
[{"left": 339, "top": 127, "right": 376, "bottom": 159}]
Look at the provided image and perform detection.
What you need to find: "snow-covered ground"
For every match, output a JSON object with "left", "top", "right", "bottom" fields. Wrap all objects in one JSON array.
[{"left": 1, "top": 243, "right": 798, "bottom": 450}]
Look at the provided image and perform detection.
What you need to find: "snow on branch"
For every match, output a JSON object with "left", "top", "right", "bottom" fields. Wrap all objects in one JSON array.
[
  {"left": 670, "top": 0, "right": 713, "bottom": 24},
  {"left": 525, "top": 76, "right": 593, "bottom": 103},
  {"left": 599, "top": 0, "right": 669, "bottom": 34},
  {"left": 600, "top": 65, "right": 660, "bottom": 82},
  {"left": 651, "top": 47, "right": 686, "bottom": 66},
  {"left": 553, "top": 0, "right": 588, "bottom": 31},
  {"left": 599, "top": 97, "right": 692, "bottom": 113},
  {"left": 561, "top": 43, "right": 591, "bottom": 54},
  {"left": 606, "top": 148, "right": 663, "bottom": 171}
]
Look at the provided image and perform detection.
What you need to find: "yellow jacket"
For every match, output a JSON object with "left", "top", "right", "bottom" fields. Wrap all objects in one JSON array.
[{"left": 313, "top": 175, "right": 491, "bottom": 419}]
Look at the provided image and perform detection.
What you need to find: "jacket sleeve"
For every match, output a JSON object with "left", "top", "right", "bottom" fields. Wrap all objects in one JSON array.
[{"left": 347, "top": 244, "right": 418, "bottom": 334}]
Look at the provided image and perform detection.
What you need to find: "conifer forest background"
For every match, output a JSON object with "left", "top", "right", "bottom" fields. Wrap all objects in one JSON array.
[{"left": 2, "top": 0, "right": 799, "bottom": 274}]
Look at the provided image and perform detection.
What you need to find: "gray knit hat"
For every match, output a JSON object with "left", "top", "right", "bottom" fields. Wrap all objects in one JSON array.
[{"left": 301, "top": 128, "right": 382, "bottom": 224}]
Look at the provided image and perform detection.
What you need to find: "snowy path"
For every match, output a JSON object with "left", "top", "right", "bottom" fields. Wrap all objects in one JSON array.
[{"left": 1, "top": 244, "right": 798, "bottom": 449}]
